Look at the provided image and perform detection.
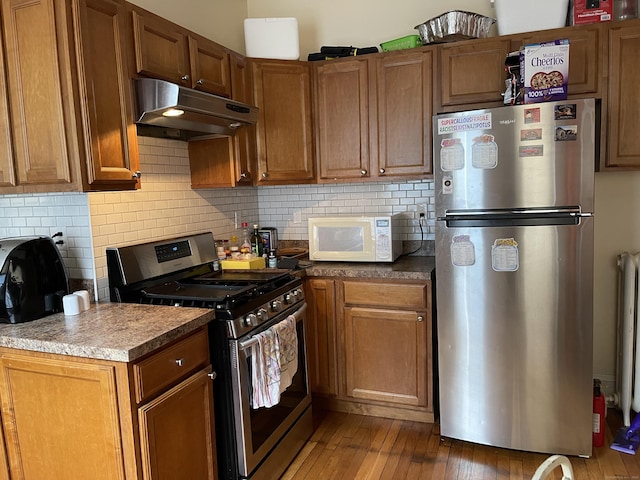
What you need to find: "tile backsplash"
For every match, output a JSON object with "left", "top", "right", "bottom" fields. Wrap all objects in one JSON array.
[{"left": 1, "top": 137, "right": 435, "bottom": 300}]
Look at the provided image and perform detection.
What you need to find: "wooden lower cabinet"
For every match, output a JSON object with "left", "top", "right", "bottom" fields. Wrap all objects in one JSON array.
[
  {"left": 305, "top": 278, "right": 338, "bottom": 396},
  {"left": 139, "top": 368, "right": 216, "bottom": 480},
  {"left": 0, "top": 328, "right": 216, "bottom": 480},
  {"left": 305, "top": 277, "right": 433, "bottom": 423}
]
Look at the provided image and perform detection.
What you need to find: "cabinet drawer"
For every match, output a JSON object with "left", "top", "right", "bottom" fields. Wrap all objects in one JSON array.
[
  {"left": 133, "top": 328, "right": 210, "bottom": 404},
  {"left": 342, "top": 281, "right": 427, "bottom": 309}
]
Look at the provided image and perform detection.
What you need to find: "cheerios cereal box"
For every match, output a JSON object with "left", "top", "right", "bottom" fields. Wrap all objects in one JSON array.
[{"left": 520, "top": 39, "right": 570, "bottom": 104}]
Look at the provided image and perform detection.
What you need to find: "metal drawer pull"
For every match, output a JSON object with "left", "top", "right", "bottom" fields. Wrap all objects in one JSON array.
[
  {"left": 175, "top": 358, "right": 185, "bottom": 367},
  {"left": 208, "top": 371, "right": 217, "bottom": 381},
  {"left": 417, "top": 316, "right": 424, "bottom": 322}
]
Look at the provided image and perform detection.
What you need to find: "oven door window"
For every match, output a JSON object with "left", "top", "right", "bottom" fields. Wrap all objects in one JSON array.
[{"left": 245, "top": 319, "right": 308, "bottom": 453}]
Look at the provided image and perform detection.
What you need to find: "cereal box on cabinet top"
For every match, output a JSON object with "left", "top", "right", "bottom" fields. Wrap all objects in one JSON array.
[{"left": 520, "top": 39, "right": 570, "bottom": 104}]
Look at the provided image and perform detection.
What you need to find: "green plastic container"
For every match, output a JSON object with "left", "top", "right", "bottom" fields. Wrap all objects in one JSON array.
[{"left": 380, "top": 34, "right": 422, "bottom": 52}]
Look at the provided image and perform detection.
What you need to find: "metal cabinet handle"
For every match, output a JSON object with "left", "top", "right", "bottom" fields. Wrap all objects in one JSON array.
[
  {"left": 360, "top": 169, "right": 368, "bottom": 176},
  {"left": 175, "top": 358, "right": 185, "bottom": 367},
  {"left": 262, "top": 172, "right": 269, "bottom": 179},
  {"left": 417, "top": 316, "right": 424, "bottom": 322},
  {"left": 208, "top": 371, "right": 217, "bottom": 381},
  {"left": 379, "top": 168, "right": 386, "bottom": 174},
  {"left": 196, "top": 79, "right": 204, "bottom": 85},
  {"left": 181, "top": 74, "right": 190, "bottom": 82},
  {"left": 132, "top": 171, "right": 142, "bottom": 180},
  {"left": 240, "top": 172, "right": 249, "bottom": 179}
]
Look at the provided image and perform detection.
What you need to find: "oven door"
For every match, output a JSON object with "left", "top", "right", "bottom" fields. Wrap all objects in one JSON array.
[{"left": 229, "top": 303, "right": 311, "bottom": 477}]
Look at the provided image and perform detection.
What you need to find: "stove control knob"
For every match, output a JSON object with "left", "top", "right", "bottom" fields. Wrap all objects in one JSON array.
[
  {"left": 256, "top": 308, "right": 268, "bottom": 322},
  {"left": 244, "top": 313, "right": 257, "bottom": 327},
  {"left": 270, "top": 300, "right": 282, "bottom": 312},
  {"left": 293, "top": 288, "right": 303, "bottom": 300},
  {"left": 283, "top": 293, "right": 293, "bottom": 305}
]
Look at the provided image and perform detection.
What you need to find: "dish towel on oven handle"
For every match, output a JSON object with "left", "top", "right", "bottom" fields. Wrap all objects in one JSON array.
[{"left": 250, "top": 314, "right": 298, "bottom": 409}]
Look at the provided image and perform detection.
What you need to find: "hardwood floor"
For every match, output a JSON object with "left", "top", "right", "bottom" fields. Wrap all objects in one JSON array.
[{"left": 282, "top": 408, "right": 640, "bottom": 479}]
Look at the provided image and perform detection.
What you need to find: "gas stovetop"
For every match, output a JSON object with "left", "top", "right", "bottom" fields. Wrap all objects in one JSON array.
[
  {"left": 138, "top": 269, "right": 299, "bottom": 313},
  {"left": 106, "top": 232, "right": 305, "bottom": 339}
]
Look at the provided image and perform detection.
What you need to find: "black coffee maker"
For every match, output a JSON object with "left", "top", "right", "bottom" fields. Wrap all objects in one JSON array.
[{"left": 0, "top": 236, "right": 69, "bottom": 323}]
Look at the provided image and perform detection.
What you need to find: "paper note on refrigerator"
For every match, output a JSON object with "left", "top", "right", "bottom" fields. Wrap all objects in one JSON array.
[
  {"left": 451, "top": 235, "right": 475, "bottom": 266},
  {"left": 491, "top": 238, "right": 519, "bottom": 272}
]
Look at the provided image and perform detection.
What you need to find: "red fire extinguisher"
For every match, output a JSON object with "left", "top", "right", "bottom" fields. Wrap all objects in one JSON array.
[{"left": 593, "top": 378, "right": 605, "bottom": 447}]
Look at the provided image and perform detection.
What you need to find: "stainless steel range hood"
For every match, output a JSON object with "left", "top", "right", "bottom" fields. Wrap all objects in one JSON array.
[{"left": 134, "top": 78, "right": 259, "bottom": 141}]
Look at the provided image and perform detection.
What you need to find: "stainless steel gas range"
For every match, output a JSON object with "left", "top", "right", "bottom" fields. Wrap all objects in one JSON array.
[{"left": 106, "top": 232, "right": 312, "bottom": 480}]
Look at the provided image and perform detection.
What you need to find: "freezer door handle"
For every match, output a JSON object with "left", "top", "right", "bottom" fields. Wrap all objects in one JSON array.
[
  {"left": 440, "top": 209, "right": 588, "bottom": 228},
  {"left": 442, "top": 207, "right": 584, "bottom": 218}
]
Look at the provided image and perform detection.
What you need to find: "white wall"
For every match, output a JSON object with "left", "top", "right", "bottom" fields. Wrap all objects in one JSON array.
[{"left": 246, "top": 0, "right": 496, "bottom": 58}]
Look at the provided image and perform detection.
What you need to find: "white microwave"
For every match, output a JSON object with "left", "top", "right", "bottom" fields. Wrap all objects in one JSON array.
[{"left": 308, "top": 215, "right": 402, "bottom": 262}]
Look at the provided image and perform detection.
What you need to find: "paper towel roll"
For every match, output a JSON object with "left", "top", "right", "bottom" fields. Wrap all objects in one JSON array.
[
  {"left": 73, "top": 290, "right": 90, "bottom": 311},
  {"left": 63, "top": 294, "right": 81, "bottom": 316}
]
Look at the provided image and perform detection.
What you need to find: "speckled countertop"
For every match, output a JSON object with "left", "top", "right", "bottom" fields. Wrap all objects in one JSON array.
[
  {"left": 0, "top": 303, "right": 214, "bottom": 362},
  {"left": 303, "top": 255, "right": 435, "bottom": 280}
]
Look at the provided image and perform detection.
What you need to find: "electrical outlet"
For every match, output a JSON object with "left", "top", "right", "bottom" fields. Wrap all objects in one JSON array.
[{"left": 416, "top": 203, "right": 428, "bottom": 218}]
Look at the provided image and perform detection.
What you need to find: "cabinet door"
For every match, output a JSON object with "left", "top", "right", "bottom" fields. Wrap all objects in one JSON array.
[
  {"left": 512, "top": 24, "right": 603, "bottom": 97},
  {"left": 75, "top": 0, "right": 140, "bottom": 187},
  {"left": 230, "top": 53, "right": 256, "bottom": 185},
  {"left": 0, "top": 33, "right": 15, "bottom": 188},
  {"left": 343, "top": 307, "right": 428, "bottom": 408},
  {"left": 2, "top": 0, "right": 78, "bottom": 188},
  {"left": 188, "top": 137, "right": 236, "bottom": 188},
  {"left": 605, "top": 22, "right": 640, "bottom": 169},
  {"left": 188, "top": 35, "right": 231, "bottom": 97},
  {"left": 438, "top": 37, "right": 512, "bottom": 109},
  {"left": 138, "top": 367, "right": 217, "bottom": 480},
  {"left": 305, "top": 278, "right": 338, "bottom": 396},
  {"left": 252, "top": 60, "right": 315, "bottom": 184},
  {"left": 0, "top": 354, "right": 127, "bottom": 480},
  {"left": 315, "top": 58, "right": 370, "bottom": 181},
  {"left": 373, "top": 49, "right": 434, "bottom": 178},
  {"left": 132, "top": 8, "right": 190, "bottom": 85}
]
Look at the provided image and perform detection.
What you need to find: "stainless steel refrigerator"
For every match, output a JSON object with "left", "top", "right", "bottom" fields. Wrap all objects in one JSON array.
[{"left": 434, "top": 98, "right": 595, "bottom": 457}]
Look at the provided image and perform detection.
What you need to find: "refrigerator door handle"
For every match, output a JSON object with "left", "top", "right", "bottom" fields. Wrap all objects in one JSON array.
[
  {"left": 440, "top": 209, "right": 588, "bottom": 228},
  {"left": 442, "top": 207, "right": 584, "bottom": 218}
]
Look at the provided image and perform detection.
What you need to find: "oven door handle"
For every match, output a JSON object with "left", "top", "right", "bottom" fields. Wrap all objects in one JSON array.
[{"left": 239, "top": 303, "right": 307, "bottom": 352}]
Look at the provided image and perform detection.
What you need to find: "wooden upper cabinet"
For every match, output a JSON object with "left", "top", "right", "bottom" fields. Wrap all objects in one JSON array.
[
  {"left": 187, "top": 53, "right": 256, "bottom": 189},
  {"left": 230, "top": 53, "right": 256, "bottom": 185},
  {"left": 372, "top": 49, "right": 434, "bottom": 178},
  {"left": 1, "top": 0, "right": 138, "bottom": 192},
  {"left": 188, "top": 35, "right": 231, "bottom": 97},
  {"left": 604, "top": 21, "right": 640, "bottom": 170},
  {"left": 2, "top": 0, "right": 78, "bottom": 189},
  {"left": 75, "top": 0, "right": 140, "bottom": 188},
  {"left": 0, "top": 33, "right": 15, "bottom": 188},
  {"left": 131, "top": 8, "right": 190, "bottom": 85},
  {"left": 314, "top": 50, "right": 434, "bottom": 182},
  {"left": 315, "top": 58, "right": 370, "bottom": 181},
  {"left": 131, "top": 6, "right": 231, "bottom": 97},
  {"left": 252, "top": 59, "right": 315, "bottom": 184},
  {"left": 438, "top": 37, "right": 511, "bottom": 109},
  {"left": 512, "top": 23, "right": 603, "bottom": 97}
]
